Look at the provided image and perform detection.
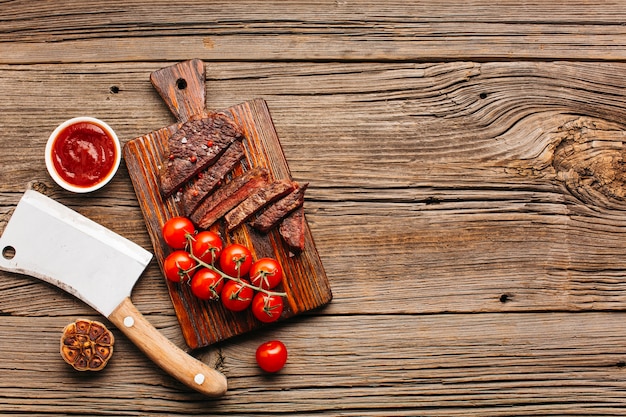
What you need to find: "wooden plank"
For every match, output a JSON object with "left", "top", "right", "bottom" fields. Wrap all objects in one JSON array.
[
  {"left": 1, "top": 313, "right": 626, "bottom": 415},
  {"left": 3, "top": 1, "right": 626, "bottom": 63}
]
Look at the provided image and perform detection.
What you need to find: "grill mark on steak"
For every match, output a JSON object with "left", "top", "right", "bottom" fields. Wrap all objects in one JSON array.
[
  {"left": 250, "top": 183, "right": 308, "bottom": 233},
  {"left": 224, "top": 179, "right": 296, "bottom": 231},
  {"left": 279, "top": 206, "right": 305, "bottom": 253},
  {"left": 191, "top": 167, "right": 270, "bottom": 229},
  {"left": 178, "top": 141, "right": 245, "bottom": 216},
  {"left": 159, "top": 112, "right": 244, "bottom": 197}
]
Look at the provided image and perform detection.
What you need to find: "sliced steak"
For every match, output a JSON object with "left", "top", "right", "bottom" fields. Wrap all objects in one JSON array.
[
  {"left": 178, "top": 141, "right": 245, "bottom": 216},
  {"left": 279, "top": 206, "right": 305, "bottom": 252},
  {"left": 191, "top": 167, "right": 270, "bottom": 229},
  {"left": 250, "top": 183, "right": 308, "bottom": 233},
  {"left": 224, "top": 179, "right": 296, "bottom": 231},
  {"left": 159, "top": 112, "right": 244, "bottom": 197}
]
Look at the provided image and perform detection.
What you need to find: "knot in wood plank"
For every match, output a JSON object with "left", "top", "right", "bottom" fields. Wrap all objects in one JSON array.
[{"left": 552, "top": 117, "right": 626, "bottom": 209}]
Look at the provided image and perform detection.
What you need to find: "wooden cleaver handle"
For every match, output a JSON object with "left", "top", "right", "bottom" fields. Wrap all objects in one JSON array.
[{"left": 109, "top": 297, "right": 227, "bottom": 397}]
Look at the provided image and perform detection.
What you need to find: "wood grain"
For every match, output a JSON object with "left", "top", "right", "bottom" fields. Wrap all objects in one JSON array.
[
  {"left": 2, "top": 313, "right": 626, "bottom": 415},
  {"left": 3, "top": 1, "right": 626, "bottom": 62},
  {"left": 2, "top": 1, "right": 626, "bottom": 414}
]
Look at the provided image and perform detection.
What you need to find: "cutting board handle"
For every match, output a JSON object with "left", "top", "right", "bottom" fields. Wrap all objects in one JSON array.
[
  {"left": 109, "top": 297, "right": 227, "bottom": 397},
  {"left": 150, "top": 59, "right": 206, "bottom": 123}
]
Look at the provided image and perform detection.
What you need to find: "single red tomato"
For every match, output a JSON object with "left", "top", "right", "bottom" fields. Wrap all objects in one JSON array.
[
  {"left": 191, "top": 231, "right": 223, "bottom": 264},
  {"left": 162, "top": 217, "right": 195, "bottom": 249},
  {"left": 220, "top": 243, "right": 252, "bottom": 278},
  {"left": 251, "top": 292, "right": 284, "bottom": 323},
  {"left": 256, "top": 340, "right": 288, "bottom": 373},
  {"left": 250, "top": 258, "right": 283, "bottom": 290},
  {"left": 221, "top": 280, "right": 253, "bottom": 311},
  {"left": 163, "top": 250, "right": 197, "bottom": 283},
  {"left": 190, "top": 268, "right": 224, "bottom": 301}
]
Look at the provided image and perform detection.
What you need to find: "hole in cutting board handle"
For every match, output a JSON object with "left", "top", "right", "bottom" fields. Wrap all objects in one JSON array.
[
  {"left": 149, "top": 59, "right": 206, "bottom": 123},
  {"left": 176, "top": 78, "right": 187, "bottom": 90},
  {"left": 2, "top": 245, "right": 15, "bottom": 260}
]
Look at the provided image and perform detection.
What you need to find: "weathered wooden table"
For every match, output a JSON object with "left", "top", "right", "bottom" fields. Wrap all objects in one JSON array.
[{"left": 2, "top": 1, "right": 626, "bottom": 415}]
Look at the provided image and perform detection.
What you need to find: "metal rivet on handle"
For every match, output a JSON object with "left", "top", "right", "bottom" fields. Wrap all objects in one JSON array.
[
  {"left": 123, "top": 316, "right": 135, "bottom": 327},
  {"left": 194, "top": 373, "right": 205, "bottom": 385}
]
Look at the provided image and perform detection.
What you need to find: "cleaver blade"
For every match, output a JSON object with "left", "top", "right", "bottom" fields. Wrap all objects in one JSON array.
[
  {"left": 0, "top": 189, "right": 151, "bottom": 317},
  {"left": 0, "top": 189, "right": 227, "bottom": 397}
]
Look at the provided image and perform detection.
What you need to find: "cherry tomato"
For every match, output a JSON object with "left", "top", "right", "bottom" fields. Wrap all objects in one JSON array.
[
  {"left": 251, "top": 292, "right": 284, "bottom": 323},
  {"left": 190, "top": 268, "right": 224, "bottom": 301},
  {"left": 221, "top": 280, "right": 253, "bottom": 311},
  {"left": 162, "top": 217, "right": 195, "bottom": 249},
  {"left": 191, "top": 231, "right": 223, "bottom": 264},
  {"left": 250, "top": 258, "right": 283, "bottom": 290},
  {"left": 163, "top": 250, "right": 197, "bottom": 283},
  {"left": 256, "top": 340, "right": 288, "bottom": 373},
  {"left": 220, "top": 243, "right": 252, "bottom": 278}
]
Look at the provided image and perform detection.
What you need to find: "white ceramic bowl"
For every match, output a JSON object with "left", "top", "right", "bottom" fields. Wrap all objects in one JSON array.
[{"left": 45, "top": 117, "right": 121, "bottom": 193}]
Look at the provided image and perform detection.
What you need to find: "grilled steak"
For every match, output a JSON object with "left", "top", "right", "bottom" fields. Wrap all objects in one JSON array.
[
  {"left": 250, "top": 183, "right": 308, "bottom": 233},
  {"left": 279, "top": 206, "right": 305, "bottom": 252},
  {"left": 159, "top": 112, "right": 244, "bottom": 197},
  {"left": 178, "top": 141, "right": 245, "bottom": 216},
  {"left": 191, "top": 167, "right": 270, "bottom": 229},
  {"left": 224, "top": 179, "right": 296, "bottom": 231}
]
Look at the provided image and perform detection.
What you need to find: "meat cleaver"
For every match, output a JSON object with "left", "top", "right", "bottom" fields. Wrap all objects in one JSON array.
[{"left": 0, "top": 189, "right": 227, "bottom": 397}]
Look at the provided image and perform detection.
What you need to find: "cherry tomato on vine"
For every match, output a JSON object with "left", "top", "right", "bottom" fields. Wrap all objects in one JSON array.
[
  {"left": 191, "top": 231, "right": 223, "bottom": 264},
  {"left": 250, "top": 258, "right": 283, "bottom": 290},
  {"left": 251, "top": 292, "right": 284, "bottom": 323},
  {"left": 162, "top": 217, "right": 195, "bottom": 249},
  {"left": 190, "top": 268, "right": 224, "bottom": 301},
  {"left": 256, "top": 340, "right": 288, "bottom": 373},
  {"left": 220, "top": 243, "right": 252, "bottom": 278},
  {"left": 163, "top": 250, "right": 197, "bottom": 283},
  {"left": 221, "top": 280, "right": 253, "bottom": 312}
]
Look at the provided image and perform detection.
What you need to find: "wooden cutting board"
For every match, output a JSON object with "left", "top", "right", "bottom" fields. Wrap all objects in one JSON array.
[{"left": 123, "top": 59, "right": 332, "bottom": 350}]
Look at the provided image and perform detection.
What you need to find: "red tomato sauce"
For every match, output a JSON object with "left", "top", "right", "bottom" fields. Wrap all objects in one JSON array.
[{"left": 51, "top": 122, "right": 117, "bottom": 188}]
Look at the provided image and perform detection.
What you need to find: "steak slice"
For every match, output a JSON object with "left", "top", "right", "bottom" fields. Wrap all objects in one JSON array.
[
  {"left": 159, "top": 112, "right": 244, "bottom": 197},
  {"left": 250, "top": 183, "right": 308, "bottom": 233},
  {"left": 191, "top": 167, "right": 270, "bottom": 229},
  {"left": 224, "top": 179, "right": 296, "bottom": 231},
  {"left": 178, "top": 141, "right": 245, "bottom": 216},
  {"left": 279, "top": 206, "right": 305, "bottom": 252}
]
